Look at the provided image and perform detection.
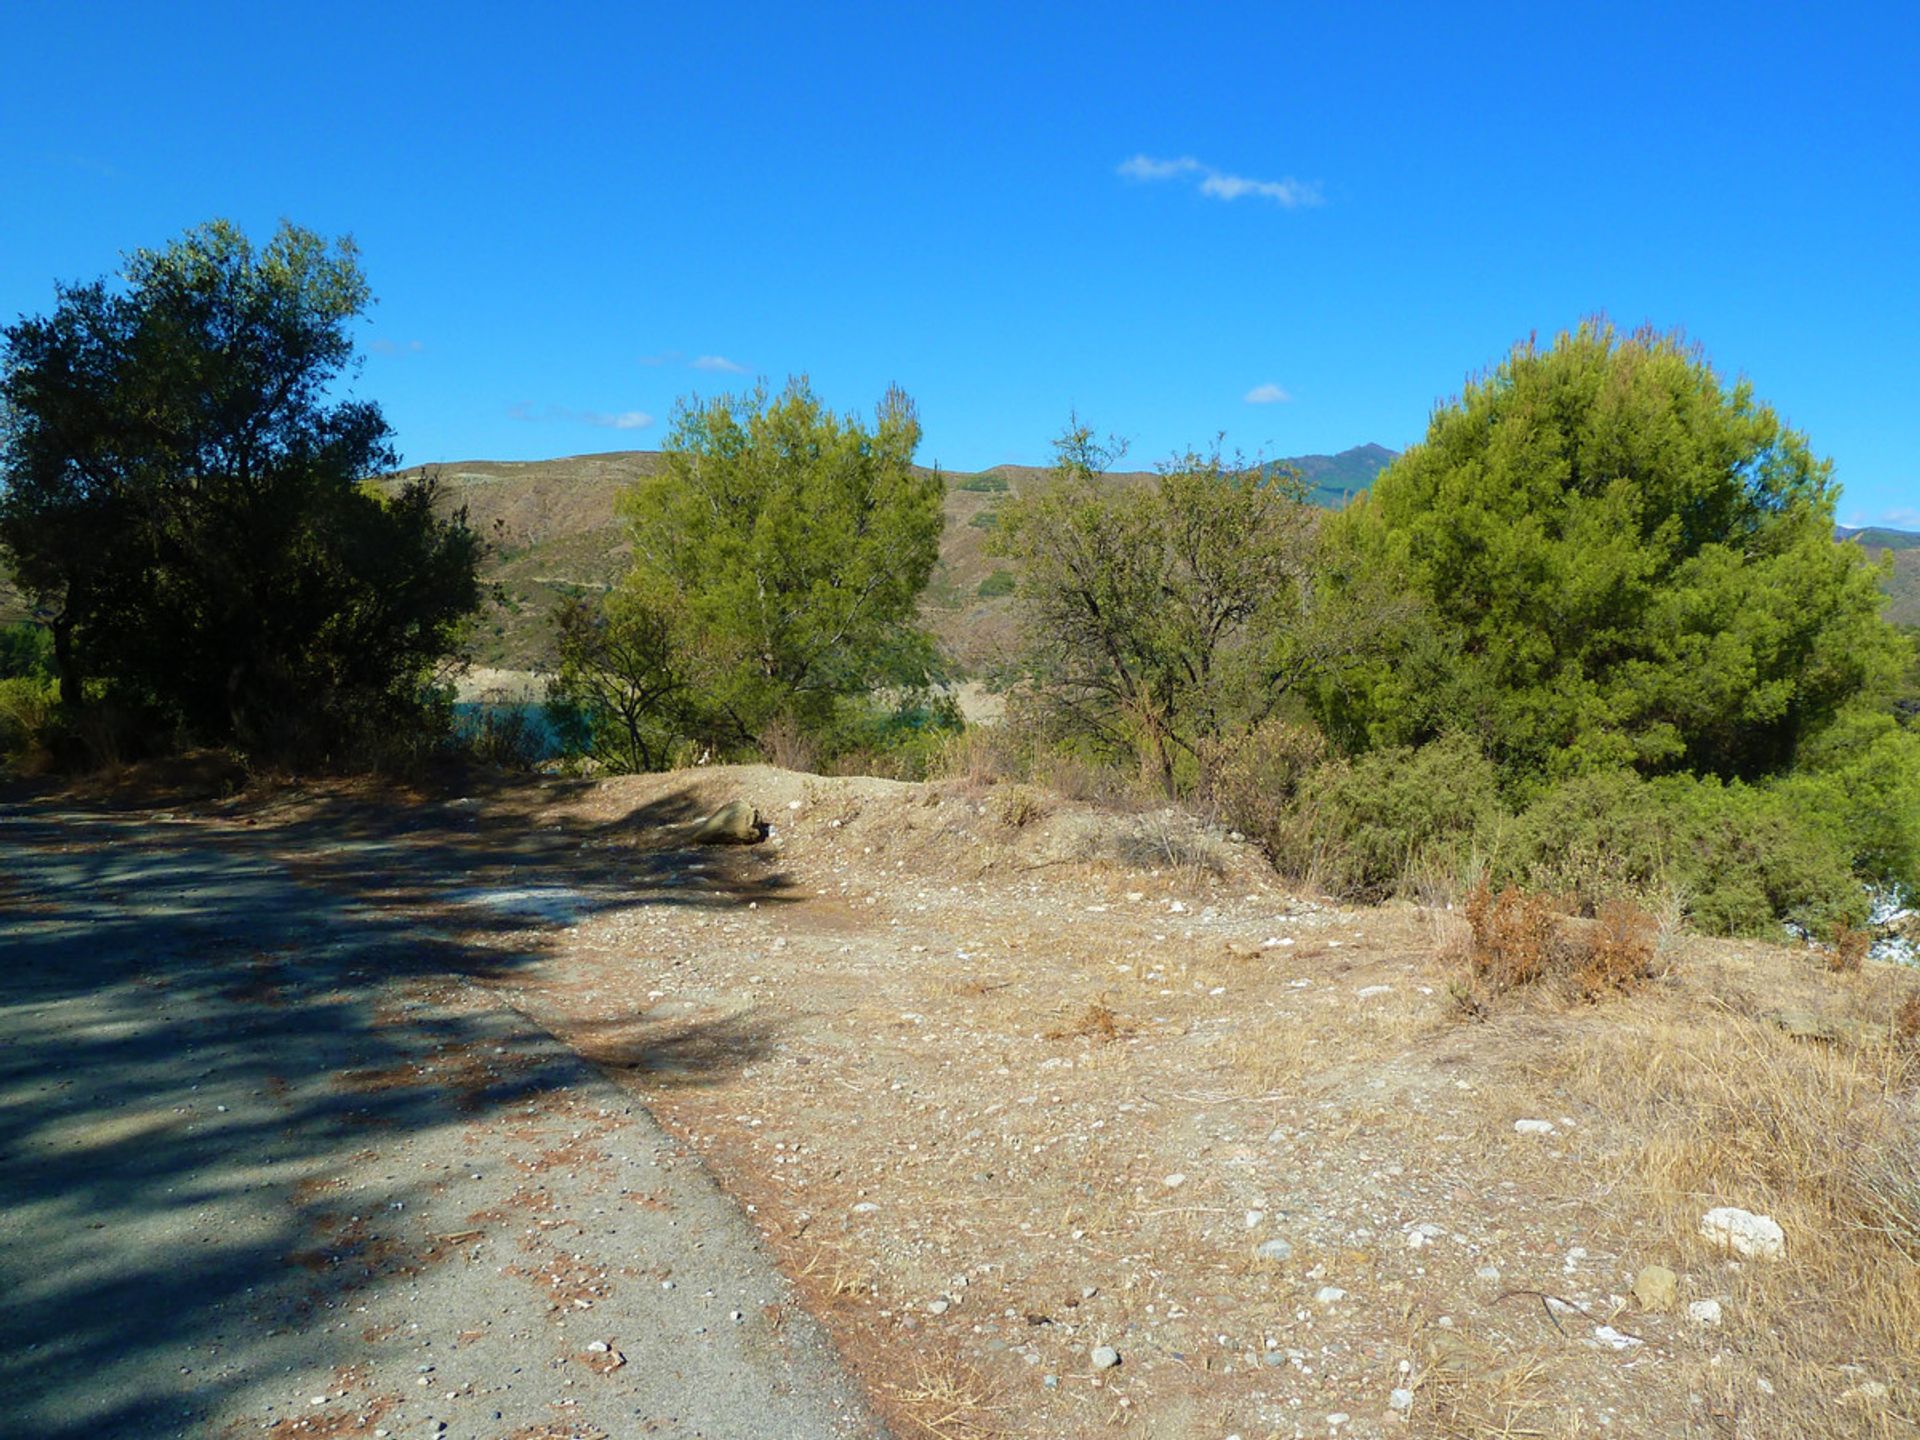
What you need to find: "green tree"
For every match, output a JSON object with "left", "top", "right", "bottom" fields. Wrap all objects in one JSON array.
[
  {"left": 614, "top": 378, "right": 944, "bottom": 752},
  {"left": 1317, "top": 321, "right": 1906, "bottom": 787},
  {"left": 0, "top": 220, "right": 481, "bottom": 762},
  {"left": 993, "top": 422, "right": 1371, "bottom": 793},
  {"left": 547, "top": 592, "right": 691, "bottom": 772}
]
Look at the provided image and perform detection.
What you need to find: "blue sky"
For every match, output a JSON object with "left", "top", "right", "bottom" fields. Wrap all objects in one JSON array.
[{"left": 2, "top": 2, "right": 1915, "bottom": 525}]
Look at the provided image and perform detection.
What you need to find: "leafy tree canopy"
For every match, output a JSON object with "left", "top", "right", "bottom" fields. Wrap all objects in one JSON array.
[
  {"left": 613, "top": 378, "right": 944, "bottom": 749},
  {"left": 0, "top": 220, "right": 481, "bottom": 762},
  {"left": 993, "top": 422, "right": 1387, "bottom": 793},
  {"left": 1317, "top": 321, "right": 1906, "bottom": 787}
]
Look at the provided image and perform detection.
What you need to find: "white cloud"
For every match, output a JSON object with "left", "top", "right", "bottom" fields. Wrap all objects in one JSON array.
[
  {"left": 508, "top": 403, "right": 653, "bottom": 431},
  {"left": 1119, "top": 153, "right": 1323, "bottom": 209},
  {"left": 1117, "top": 154, "right": 1203, "bottom": 182},
  {"left": 1879, "top": 507, "right": 1920, "bottom": 529},
  {"left": 1245, "top": 383, "right": 1293, "bottom": 405},
  {"left": 586, "top": 410, "right": 653, "bottom": 430},
  {"left": 691, "top": 354, "right": 747, "bottom": 373}
]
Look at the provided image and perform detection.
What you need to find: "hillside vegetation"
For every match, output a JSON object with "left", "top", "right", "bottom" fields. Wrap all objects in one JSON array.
[
  {"left": 377, "top": 448, "right": 1918, "bottom": 674},
  {"left": 384, "top": 443, "right": 1402, "bottom": 671}
]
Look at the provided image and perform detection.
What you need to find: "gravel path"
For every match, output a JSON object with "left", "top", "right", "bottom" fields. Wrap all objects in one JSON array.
[{"left": 0, "top": 802, "right": 879, "bottom": 1440}]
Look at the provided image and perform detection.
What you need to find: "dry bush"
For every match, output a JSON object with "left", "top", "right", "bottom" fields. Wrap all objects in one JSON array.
[
  {"left": 758, "top": 714, "right": 819, "bottom": 774},
  {"left": 1463, "top": 881, "right": 1558, "bottom": 990},
  {"left": 1570, "top": 897, "right": 1659, "bottom": 1000},
  {"left": 1897, "top": 992, "right": 1920, "bottom": 1048},
  {"left": 1459, "top": 882, "right": 1658, "bottom": 1004},
  {"left": 1829, "top": 920, "right": 1871, "bottom": 974},
  {"left": 989, "top": 783, "right": 1046, "bottom": 828}
]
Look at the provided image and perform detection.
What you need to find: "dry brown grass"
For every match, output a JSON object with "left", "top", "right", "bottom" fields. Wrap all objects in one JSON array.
[
  {"left": 885, "top": 1355, "right": 1010, "bottom": 1439},
  {"left": 1524, "top": 991, "right": 1920, "bottom": 1434},
  {"left": 1829, "top": 920, "right": 1872, "bottom": 974},
  {"left": 1042, "top": 998, "right": 1135, "bottom": 1043}
]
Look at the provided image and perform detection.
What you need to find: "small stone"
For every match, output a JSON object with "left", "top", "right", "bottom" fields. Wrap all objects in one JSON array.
[
  {"left": 1700, "top": 1207, "right": 1786, "bottom": 1260},
  {"left": 1081, "top": 1286, "right": 1099, "bottom": 1299},
  {"left": 1042, "top": 1374, "right": 1058, "bottom": 1388},
  {"left": 1513, "top": 1119, "right": 1555, "bottom": 1135},
  {"left": 1262, "top": 1349, "right": 1287, "bottom": 1367},
  {"left": 1327, "top": 1414, "right": 1350, "bottom": 1427},
  {"left": 1633, "top": 1264, "right": 1678, "bottom": 1311},
  {"left": 927, "top": 1299, "right": 949, "bottom": 1315},
  {"left": 1255, "top": 1238, "right": 1293, "bottom": 1262},
  {"left": 1245, "top": 1209, "right": 1265, "bottom": 1229},
  {"left": 1475, "top": 1265, "right": 1501, "bottom": 1282},
  {"left": 1592, "top": 1325, "right": 1642, "bottom": 1351},
  {"left": 1687, "top": 1298, "right": 1723, "bottom": 1326},
  {"left": 851, "top": 1201, "right": 880, "bottom": 1214},
  {"left": 1314, "top": 1286, "right": 1347, "bottom": 1304},
  {"left": 1355, "top": 985, "right": 1392, "bottom": 998},
  {"left": 587, "top": 1340, "right": 610, "bottom": 1353},
  {"left": 1091, "top": 1345, "right": 1121, "bottom": 1370},
  {"left": 1389, "top": 1388, "right": 1415, "bottom": 1412}
]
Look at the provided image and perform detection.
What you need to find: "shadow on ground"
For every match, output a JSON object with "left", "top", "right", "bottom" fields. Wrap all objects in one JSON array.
[{"left": 0, "top": 779, "right": 794, "bottom": 1437}]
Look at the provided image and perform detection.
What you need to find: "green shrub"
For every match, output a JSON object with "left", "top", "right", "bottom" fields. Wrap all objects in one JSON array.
[
  {"left": 1293, "top": 732, "right": 1506, "bottom": 901},
  {"left": 0, "top": 621, "right": 54, "bottom": 681},
  {"left": 968, "top": 509, "right": 1000, "bottom": 530},
  {"left": 0, "top": 673, "right": 57, "bottom": 766},
  {"left": 976, "top": 570, "right": 1015, "bottom": 598},
  {"left": 1497, "top": 767, "right": 1868, "bottom": 937},
  {"left": 955, "top": 473, "right": 1010, "bottom": 492}
]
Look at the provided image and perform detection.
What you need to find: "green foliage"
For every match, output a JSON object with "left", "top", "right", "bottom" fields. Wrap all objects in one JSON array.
[
  {"left": 0, "top": 620, "right": 53, "bottom": 680},
  {"left": 968, "top": 509, "right": 1000, "bottom": 529},
  {"left": 547, "top": 591, "right": 690, "bottom": 773},
  {"left": 0, "top": 220, "right": 482, "bottom": 765},
  {"left": 955, "top": 473, "right": 1010, "bottom": 492},
  {"left": 976, "top": 569, "right": 1015, "bottom": 598},
  {"left": 1290, "top": 733, "right": 1505, "bottom": 901},
  {"left": 611, "top": 377, "right": 945, "bottom": 755},
  {"left": 994, "top": 421, "right": 1361, "bottom": 793},
  {"left": 1318, "top": 322, "right": 1903, "bottom": 786}
]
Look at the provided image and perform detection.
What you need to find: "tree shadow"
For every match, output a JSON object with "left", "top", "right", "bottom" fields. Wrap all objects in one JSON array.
[{"left": 0, "top": 781, "right": 796, "bottom": 1438}]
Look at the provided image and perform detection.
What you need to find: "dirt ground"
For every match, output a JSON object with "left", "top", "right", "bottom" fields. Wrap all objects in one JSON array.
[{"left": 36, "top": 759, "right": 1917, "bottom": 1439}]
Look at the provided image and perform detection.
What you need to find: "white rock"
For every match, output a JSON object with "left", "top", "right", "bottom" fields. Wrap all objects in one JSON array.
[
  {"left": 1091, "top": 1345, "right": 1121, "bottom": 1369},
  {"left": 1592, "top": 1325, "right": 1642, "bottom": 1350},
  {"left": 1313, "top": 1286, "right": 1347, "bottom": 1304},
  {"left": 1255, "top": 1238, "right": 1293, "bottom": 1262},
  {"left": 1513, "top": 1119, "right": 1555, "bottom": 1135},
  {"left": 1163, "top": 1172, "right": 1187, "bottom": 1188},
  {"left": 1700, "top": 1206, "right": 1786, "bottom": 1259},
  {"left": 926, "top": 1298, "right": 950, "bottom": 1315},
  {"left": 1356, "top": 985, "right": 1392, "bottom": 999},
  {"left": 1687, "top": 1299, "right": 1723, "bottom": 1326},
  {"left": 1389, "top": 1388, "right": 1415, "bottom": 1412},
  {"left": 1245, "top": 1209, "right": 1266, "bottom": 1229},
  {"left": 851, "top": 1201, "right": 880, "bottom": 1214},
  {"left": 1840, "top": 1381, "right": 1891, "bottom": 1406}
]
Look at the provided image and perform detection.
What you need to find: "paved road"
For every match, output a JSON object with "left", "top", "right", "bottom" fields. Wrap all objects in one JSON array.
[{"left": 0, "top": 801, "right": 878, "bottom": 1439}]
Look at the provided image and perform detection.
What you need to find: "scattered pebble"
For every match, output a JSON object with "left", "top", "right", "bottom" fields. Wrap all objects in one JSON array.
[
  {"left": 1592, "top": 1325, "right": 1642, "bottom": 1351},
  {"left": 1389, "top": 1388, "right": 1414, "bottom": 1412},
  {"left": 1163, "top": 1172, "right": 1187, "bottom": 1189},
  {"left": 1513, "top": 1119, "right": 1555, "bottom": 1135},
  {"left": 1313, "top": 1286, "right": 1347, "bottom": 1304},
  {"left": 1091, "top": 1345, "right": 1121, "bottom": 1370},
  {"left": 926, "top": 1298, "right": 950, "bottom": 1315}
]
